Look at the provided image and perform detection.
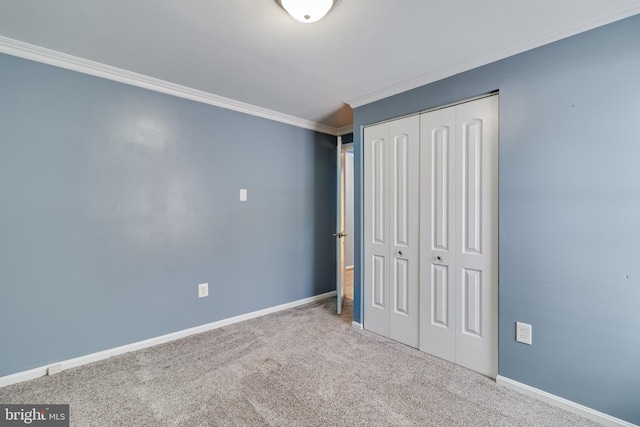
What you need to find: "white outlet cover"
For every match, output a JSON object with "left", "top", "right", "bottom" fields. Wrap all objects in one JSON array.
[
  {"left": 198, "top": 283, "right": 209, "bottom": 298},
  {"left": 240, "top": 189, "right": 247, "bottom": 201},
  {"left": 516, "top": 321, "right": 532, "bottom": 345}
]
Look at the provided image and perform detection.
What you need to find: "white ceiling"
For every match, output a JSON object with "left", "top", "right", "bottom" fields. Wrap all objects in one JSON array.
[{"left": 1, "top": 0, "right": 639, "bottom": 132}]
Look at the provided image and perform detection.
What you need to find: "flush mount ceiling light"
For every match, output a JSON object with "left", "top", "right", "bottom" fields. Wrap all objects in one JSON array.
[{"left": 277, "top": 0, "right": 336, "bottom": 23}]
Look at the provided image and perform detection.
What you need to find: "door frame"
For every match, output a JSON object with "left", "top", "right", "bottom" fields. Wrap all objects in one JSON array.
[
  {"left": 336, "top": 136, "right": 345, "bottom": 314},
  {"left": 336, "top": 138, "right": 354, "bottom": 315}
]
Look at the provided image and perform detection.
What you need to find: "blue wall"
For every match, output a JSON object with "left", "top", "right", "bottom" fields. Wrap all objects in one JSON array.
[
  {"left": 353, "top": 14, "right": 640, "bottom": 424},
  {"left": 0, "top": 54, "right": 336, "bottom": 376}
]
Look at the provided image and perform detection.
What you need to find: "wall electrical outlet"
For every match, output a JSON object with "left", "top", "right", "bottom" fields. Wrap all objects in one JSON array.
[
  {"left": 198, "top": 283, "right": 209, "bottom": 298},
  {"left": 516, "top": 322, "right": 532, "bottom": 345}
]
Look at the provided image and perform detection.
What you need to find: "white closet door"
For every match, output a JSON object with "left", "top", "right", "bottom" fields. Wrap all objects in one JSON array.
[
  {"left": 364, "top": 116, "right": 420, "bottom": 347},
  {"left": 388, "top": 117, "right": 420, "bottom": 348},
  {"left": 419, "top": 106, "right": 457, "bottom": 362},
  {"left": 419, "top": 95, "right": 498, "bottom": 378},
  {"left": 453, "top": 96, "right": 498, "bottom": 378},
  {"left": 364, "top": 122, "right": 391, "bottom": 338}
]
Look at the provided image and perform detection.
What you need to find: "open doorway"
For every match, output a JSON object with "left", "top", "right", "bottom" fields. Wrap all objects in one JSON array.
[
  {"left": 336, "top": 134, "right": 354, "bottom": 317},
  {"left": 343, "top": 146, "right": 354, "bottom": 301}
]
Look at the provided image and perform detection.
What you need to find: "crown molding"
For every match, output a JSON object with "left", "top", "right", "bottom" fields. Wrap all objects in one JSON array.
[
  {"left": 348, "top": 5, "right": 640, "bottom": 108},
  {"left": 0, "top": 35, "right": 341, "bottom": 136},
  {"left": 336, "top": 124, "right": 354, "bottom": 135}
]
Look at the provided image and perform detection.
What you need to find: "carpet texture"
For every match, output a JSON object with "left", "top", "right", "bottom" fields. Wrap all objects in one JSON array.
[{"left": 0, "top": 298, "right": 601, "bottom": 426}]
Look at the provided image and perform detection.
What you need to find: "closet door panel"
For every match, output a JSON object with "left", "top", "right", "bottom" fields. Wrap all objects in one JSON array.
[
  {"left": 461, "top": 119, "right": 483, "bottom": 255},
  {"left": 389, "top": 116, "right": 420, "bottom": 348},
  {"left": 454, "top": 96, "right": 499, "bottom": 378},
  {"left": 371, "top": 138, "right": 387, "bottom": 245},
  {"left": 432, "top": 125, "right": 451, "bottom": 252},
  {"left": 431, "top": 264, "right": 450, "bottom": 327},
  {"left": 419, "top": 107, "right": 456, "bottom": 362},
  {"left": 372, "top": 255, "right": 386, "bottom": 308},
  {"left": 364, "top": 123, "right": 390, "bottom": 338},
  {"left": 461, "top": 268, "right": 482, "bottom": 337}
]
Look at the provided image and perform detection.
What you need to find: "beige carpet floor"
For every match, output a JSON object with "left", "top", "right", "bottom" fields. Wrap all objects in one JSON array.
[{"left": 0, "top": 298, "right": 601, "bottom": 426}]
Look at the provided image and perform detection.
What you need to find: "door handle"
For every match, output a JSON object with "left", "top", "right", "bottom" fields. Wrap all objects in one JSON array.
[{"left": 332, "top": 232, "right": 347, "bottom": 238}]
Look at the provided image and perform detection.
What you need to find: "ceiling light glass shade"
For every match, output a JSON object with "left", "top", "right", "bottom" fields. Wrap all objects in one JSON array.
[{"left": 279, "top": 0, "right": 336, "bottom": 23}]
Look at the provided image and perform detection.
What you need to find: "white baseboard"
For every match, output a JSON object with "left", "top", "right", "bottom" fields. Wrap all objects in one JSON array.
[
  {"left": 0, "top": 291, "right": 336, "bottom": 388},
  {"left": 351, "top": 321, "right": 363, "bottom": 330},
  {"left": 496, "top": 375, "right": 637, "bottom": 427}
]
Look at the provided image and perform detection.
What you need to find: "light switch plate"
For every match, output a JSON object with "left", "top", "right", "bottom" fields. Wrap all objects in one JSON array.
[{"left": 240, "top": 189, "right": 247, "bottom": 201}]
